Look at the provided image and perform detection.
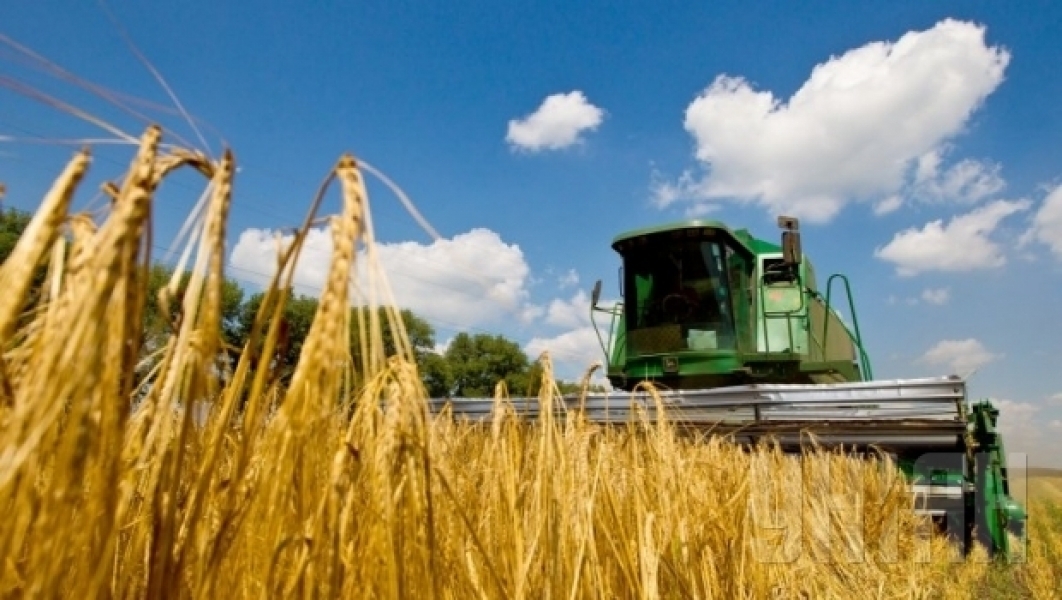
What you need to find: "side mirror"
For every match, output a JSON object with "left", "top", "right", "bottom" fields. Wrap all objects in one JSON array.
[
  {"left": 591, "top": 279, "right": 602, "bottom": 308},
  {"left": 778, "top": 215, "right": 802, "bottom": 266}
]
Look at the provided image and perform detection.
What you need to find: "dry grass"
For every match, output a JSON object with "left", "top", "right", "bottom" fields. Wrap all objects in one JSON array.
[{"left": 1, "top": 129, "right": 1060, "bottom": 599}]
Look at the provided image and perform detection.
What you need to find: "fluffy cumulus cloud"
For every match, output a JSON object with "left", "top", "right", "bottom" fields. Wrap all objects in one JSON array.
[
  {"left": 525, "top": 327, "right": 605, "bottom": 383},
  {"left": 654, "top": 19, "right": 1010, "bottom": 223},
  {"left": 230, "top": 225, "right": 621, "bottom": 386},
  {"left": 919, "top": 338, "right": 1000, "bottom": 375},
  {"left": 1026, "top": 183, "right": 1062, "bottom": 259},
  {"left": 874, "top": 199, "right": 1030, "bottom": 276},
  {"left": 527, "top": 290, "right": 608, "bottom": 382},
  {"left": 525, "top": 292, "right": 625, "bottom": 384},
  {"left": 229, "top": 226, "right": 543, "bottom": 330},
  {"left": 545, "top": 290, "right": 591, "bottom": 329},
  {"left": 506, "top": 91, "right": 605, "bottom": 152}
]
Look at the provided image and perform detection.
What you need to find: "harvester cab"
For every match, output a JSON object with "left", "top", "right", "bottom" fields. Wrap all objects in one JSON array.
[{"left": 590, "top": 216, "right": 868, "bottom": 392}]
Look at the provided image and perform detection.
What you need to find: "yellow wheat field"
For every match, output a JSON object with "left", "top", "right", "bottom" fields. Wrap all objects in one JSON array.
[{"left": 0, "top": 127, "right": 1060, "bottom": 599}]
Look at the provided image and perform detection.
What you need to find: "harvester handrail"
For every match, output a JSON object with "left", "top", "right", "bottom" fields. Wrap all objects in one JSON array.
[
  {"left": 820, "top": 273, "right": 874, "bottom": 379},
  {"left": 590, "top": 300, "right": 623, "bottom": 364}
]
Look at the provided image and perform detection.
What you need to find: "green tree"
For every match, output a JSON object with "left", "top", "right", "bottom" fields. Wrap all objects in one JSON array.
[
  {"left": 141, "top": 263, "right": 245, "bottom": 354},
  {"left": 232, "top": 293, "right": 441, "bottom": 386},
  {"left": 0, "top": 206, "right": 33, "bottom": 265},
  {"left": 443, "top": 332, "right": 533, "bottom": 397},
  {"left": 349, "top": 307, "right": 436, "bottom": 366},
  {"left": 419, "top": 351, "right": 453, "bottom": 398},
  {"left": 3, "top": 208, "right": 245, "bottom": 352},
  {"left": 349, "top": 306, "right": 452, "bottom": 395},
  {"left": 0, "top": 206, "right": 49, "bottom": 318},
  {"left": 232, "top": 291, "right": 319, "bottom": 381}
]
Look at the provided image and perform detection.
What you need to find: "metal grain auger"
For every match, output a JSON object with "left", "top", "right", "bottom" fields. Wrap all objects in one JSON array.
[{"left": 428, "top": 216, "right": 1027, "bottom": 560}]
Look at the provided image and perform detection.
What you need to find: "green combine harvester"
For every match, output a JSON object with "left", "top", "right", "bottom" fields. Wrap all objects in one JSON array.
[{"left": 429, "top": 216, "right": 1027, "bottom": 560}]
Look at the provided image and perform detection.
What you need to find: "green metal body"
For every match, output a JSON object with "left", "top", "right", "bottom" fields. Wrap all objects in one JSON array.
[{"left": 589, "top": 218, "right": 1027, "bottom": 561}]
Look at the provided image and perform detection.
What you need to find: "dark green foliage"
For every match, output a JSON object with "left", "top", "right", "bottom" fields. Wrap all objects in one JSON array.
[
  {"left": 231, "top": 291, "right": 319, "bottom": 381},
  {"left": 0, "top": 206, "right": 34, "bottom": 265},
  {"left": 349, "top": 306, "right": 436, "bottom": 367},
  {"left": 0, "top": 206, "right": 56, "bottom": 331},
  {"left": 142, "top": 263, "right": 245, "bottom": 353},
  {"left": 231, "top": 294, "right": 444, "bottom": 387},
  {"left": 442, "top": 332, "right": 533, "bottom": 397},
  {"left": 419, "top": 351, "right": 453, "bottom": 398}
]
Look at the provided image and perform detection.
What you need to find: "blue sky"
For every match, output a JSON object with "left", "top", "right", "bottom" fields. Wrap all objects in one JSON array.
[{"left": 2, "top": 1, "right": 1061, "bottom": 465}]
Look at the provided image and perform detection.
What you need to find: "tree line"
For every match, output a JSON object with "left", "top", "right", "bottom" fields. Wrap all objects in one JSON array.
[{"left": 1, "top": 205, "right": 602, "bottom": 398}]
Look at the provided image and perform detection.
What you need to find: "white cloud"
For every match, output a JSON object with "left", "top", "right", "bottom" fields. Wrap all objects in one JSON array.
[
  {"left": 525, "top": 326, "right": 606, "bottom": 383},
  {"left": 651, "top": 169, "right": 697, "bottom": 208},
  {"left": 920, "top": 287, "right": 950, "bottom": 305},
  {"left": 683, "top": 202, "right": 720, "bottom": 218},
  {"left": 874, "top": 199, "right": 1030, "bottom": 276},
  {"left": 536, "top": 291, "right": 622, "bottom": 383},
  {"left": 545, "top": 290, "right": 591, "bottom": 329},
  {"left": 229, "top": 225, "right": 621, "bottom": 388},
  {"left": 557, "top": 269, "right": 579, "bottom": 289},
  {"left": 229, "top": 226, "right": 544, "bottom": 330},
  {"left": 506, "top": 91, "right": 605, "bottom": 152},
  {"left": 1050, "top": 393, "right": 1062, "bottom": 405},
  {"left": 873, "top": 195, "right": 904, "bottom": 216},
  {"left": 993, "top": 400, "right": 1040, "bottom": 430},
  {"left": 1026, "top": 183, "right": 1062, "bottom": 259},
  {"left": 919, "top": 338, "right": 1000, "bottom": 375},
  {"left": 989, "top": 399, "right": 1062, "bottom": 468},
  {"left": 910, "top": 151, "right": 1004, "bottom": 204},
  {"left": 659, "top": 19, "right": 1009, "bottom": 223}
]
